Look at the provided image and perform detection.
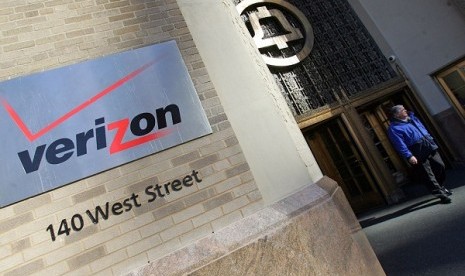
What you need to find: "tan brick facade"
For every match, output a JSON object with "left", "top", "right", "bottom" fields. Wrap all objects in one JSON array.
[{"left": 0, "top": 1, "right": 262, "bottom": 275}]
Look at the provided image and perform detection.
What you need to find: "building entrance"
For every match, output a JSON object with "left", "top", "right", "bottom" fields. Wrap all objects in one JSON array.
[{"left": 302, "top": 88, "right": 438, "bottom": 213}]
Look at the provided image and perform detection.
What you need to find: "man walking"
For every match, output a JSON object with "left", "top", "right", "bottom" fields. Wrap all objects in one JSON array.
[{"left": 387, "top": 105, "right": 451, "bottom": 203}]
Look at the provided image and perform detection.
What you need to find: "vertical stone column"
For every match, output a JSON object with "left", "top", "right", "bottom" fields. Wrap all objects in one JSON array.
[{"left": 177, "top": 0, "right": 323, "bottom": 205}]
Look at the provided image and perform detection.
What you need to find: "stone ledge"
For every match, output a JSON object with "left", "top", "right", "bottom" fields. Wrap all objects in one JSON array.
[{"left": 128, "top": 176, "right": 384, "bottom": 276}]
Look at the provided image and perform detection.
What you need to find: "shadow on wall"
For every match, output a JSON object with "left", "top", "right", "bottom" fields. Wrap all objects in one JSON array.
[{"left": 434, "top": 108, "right": 465, "bottom": 166}]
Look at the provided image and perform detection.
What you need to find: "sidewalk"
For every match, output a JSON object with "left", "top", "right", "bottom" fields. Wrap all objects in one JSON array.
[{"left": 358, "top": 169, "right": 465, "bottom": 276}]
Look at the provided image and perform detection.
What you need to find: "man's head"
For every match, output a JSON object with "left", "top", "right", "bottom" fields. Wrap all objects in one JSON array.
[{"left": 390, "top": 105, "right": 408, "bottom": 120}]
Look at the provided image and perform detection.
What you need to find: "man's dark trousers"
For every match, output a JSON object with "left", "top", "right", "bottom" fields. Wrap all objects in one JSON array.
[{"left": 417, "top": 151, "right": 446, "bottom": 191}]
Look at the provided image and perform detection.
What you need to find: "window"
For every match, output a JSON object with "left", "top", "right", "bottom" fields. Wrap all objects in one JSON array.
[{"left": 436, "top": 58, "right": 465, "bottom": 120}]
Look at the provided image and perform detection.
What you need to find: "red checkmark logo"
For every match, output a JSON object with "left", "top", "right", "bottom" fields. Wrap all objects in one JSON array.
[{"left": 1, "top": 57, "right": 163, "bottom": 142}]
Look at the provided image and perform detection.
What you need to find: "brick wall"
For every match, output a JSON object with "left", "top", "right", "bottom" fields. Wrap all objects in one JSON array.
[{"left": 0, "top": 0, "right": 263, "bottom": 275}]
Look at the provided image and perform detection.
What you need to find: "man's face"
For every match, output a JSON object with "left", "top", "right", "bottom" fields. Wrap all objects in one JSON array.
[{"left": 395, "top": 106, "right": 408, "bottom": 120}]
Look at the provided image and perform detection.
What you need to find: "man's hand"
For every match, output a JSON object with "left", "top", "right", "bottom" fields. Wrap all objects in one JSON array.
[{"left": 408, "top": 156, "right": 418, "bottom": 165}]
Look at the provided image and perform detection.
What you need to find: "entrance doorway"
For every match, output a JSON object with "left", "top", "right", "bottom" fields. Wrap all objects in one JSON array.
[
  {"left": 305, "top": 118, "right": 385, "bottom": 213},
  {"left": 302, "top": 88, "right": 437, "bottom": 213}
]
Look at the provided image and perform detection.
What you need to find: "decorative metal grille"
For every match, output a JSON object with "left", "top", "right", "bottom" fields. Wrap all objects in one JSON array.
[{"left": 235, "top": 0, "right": 398, "bottom": 116}]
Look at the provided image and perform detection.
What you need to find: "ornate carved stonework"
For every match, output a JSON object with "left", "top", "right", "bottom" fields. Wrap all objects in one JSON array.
[{"left": 236, "top": 0, "right": 398, "bottom": 117}]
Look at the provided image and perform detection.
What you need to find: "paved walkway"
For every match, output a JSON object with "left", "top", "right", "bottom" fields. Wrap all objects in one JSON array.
[{"left": 358, "top": 169, "right": 465, "bottom": 276}]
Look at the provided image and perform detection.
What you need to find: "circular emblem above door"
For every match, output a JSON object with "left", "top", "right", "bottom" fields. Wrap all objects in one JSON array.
[{"left": 236, "top": 0, "right": 314, "bottom": 67}]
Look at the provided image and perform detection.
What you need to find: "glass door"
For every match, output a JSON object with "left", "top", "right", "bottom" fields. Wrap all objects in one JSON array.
[
  {"left": 305, "top": 118, "right": 385, "bottom": 213},
  {"left": 360, "top": 106, "right": 408, "bottom": 186}
]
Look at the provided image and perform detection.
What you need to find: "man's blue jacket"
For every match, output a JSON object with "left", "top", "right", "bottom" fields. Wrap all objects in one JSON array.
[{"left": 387, "top": 112, "right": 437, "bottom": 160}]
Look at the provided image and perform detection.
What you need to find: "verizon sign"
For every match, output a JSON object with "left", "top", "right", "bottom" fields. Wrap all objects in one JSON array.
[{"left": 0, "top": 41, "right": 212, "bottom": 207}]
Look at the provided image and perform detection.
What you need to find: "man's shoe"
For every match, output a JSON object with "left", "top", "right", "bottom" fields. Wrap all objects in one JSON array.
[
  {"left": 432, "top": 189, "right": 452, "bottom": 204},
  {"left": 440, "top": 196, "right": 452, "bottom": 204}
]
